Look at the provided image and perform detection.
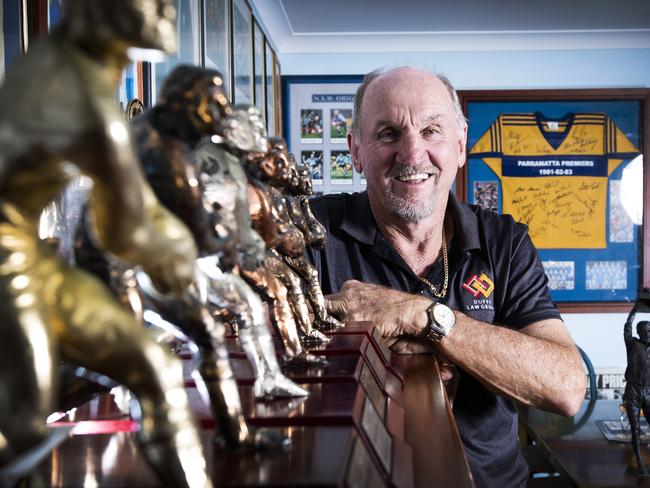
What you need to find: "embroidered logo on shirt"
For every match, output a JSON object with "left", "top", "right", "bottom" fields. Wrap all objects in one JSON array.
[{"left": 462, "top": 273, "right": 495, "bottom": 298}]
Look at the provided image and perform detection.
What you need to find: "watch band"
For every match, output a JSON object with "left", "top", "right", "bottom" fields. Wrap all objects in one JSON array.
[
  {"left": 422, "top": 300, "right": 458, "bottom": 344},
  {"left": 423, "top": 301, "right": 445, "bottom": 343}
]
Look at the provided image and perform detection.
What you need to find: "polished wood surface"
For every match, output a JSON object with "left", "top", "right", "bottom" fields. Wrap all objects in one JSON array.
[
  {"left": 16, "top": 323, "right": 473, "bottom": 487},
  {"left": 26, "top": 426, "right": 384, "bottom": 487},
  {"left": 395, "top": 355, "right": 474, "bottom": 488},
  {"left": 331, "top": 322, "right": 405, "bottom": 384},
  {"left": 521, "top": 398, "right": 650, "bottom": 487}
]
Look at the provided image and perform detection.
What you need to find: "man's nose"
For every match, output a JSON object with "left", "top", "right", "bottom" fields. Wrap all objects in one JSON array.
[{"left": 396, "top": 130, "right": 425, "bottom": 164}]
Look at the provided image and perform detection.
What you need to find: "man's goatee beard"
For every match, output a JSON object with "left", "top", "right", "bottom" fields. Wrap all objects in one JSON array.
[
  {"left": 387, "top": 193, "right": 437, "bottom": 223},
  {"left": 386, "top": 167, "right": 440, "bottom": 223}
]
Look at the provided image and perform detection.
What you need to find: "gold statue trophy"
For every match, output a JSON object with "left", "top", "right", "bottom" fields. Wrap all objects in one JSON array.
[{"left": 0, "top": 2, "right": 211, "bottom": 487}]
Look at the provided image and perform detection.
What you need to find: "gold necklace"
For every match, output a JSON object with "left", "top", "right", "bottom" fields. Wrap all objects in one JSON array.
[{"left": 418, "top": 227, "right": 449, "bottom": 298}]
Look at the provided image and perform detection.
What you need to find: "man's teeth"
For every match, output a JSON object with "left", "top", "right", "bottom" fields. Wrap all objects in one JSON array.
[{"left": 397, "top": 173, "right": 430, "bottom": 182}]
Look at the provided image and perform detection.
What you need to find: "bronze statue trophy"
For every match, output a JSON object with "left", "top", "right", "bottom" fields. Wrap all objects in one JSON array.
[
  {"left": 192, "top": 117, "right": 310, "bottom": 397},
  {"left": 0, "top": 2, "right": 211, "bottom": 487},
  {"left": 110, "top": 66, "right": 298, "bottom": 448},
  {"left": 133, "top": 66, "right": 307, "bottom": 408},
  {"left": 245, "top": 132, "right": 333, "bottom": 347},
  {"left": 200, "top": 105, "right": 327, "bottom": 366},
  {"left": 623, "top": 290, "right": 650, "bottom": 476},
  {"left": 274, "top": 141, "right": 344, "bottom": 330}
]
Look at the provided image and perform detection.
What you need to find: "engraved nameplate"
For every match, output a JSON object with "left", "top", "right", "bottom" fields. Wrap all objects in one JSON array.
[
  {"left": 371, "top": 327, "right": 392, "bottom": 364},
  {"left": 359, "top": 363, "right": 386, "bottom": 422},
  {"left": 345, "top": 436, "right": 386, "bottom": 488},
  {"left": 361, "top": 399, "right": 392, "bottom": 474},
  {"left": 364, "top": 342, "right": 387, "bottom": 386}
]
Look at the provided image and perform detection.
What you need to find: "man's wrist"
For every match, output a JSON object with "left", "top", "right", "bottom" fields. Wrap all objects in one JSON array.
[
  {"left": 409, "top": 297, "right": 436, "bottom": 336},
  {"left": 421, "top": 301, "right": 457, "bottom": 344}
]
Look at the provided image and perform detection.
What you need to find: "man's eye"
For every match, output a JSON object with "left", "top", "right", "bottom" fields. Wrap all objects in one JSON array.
[
  {"left": 378, "top": 128, "right": 397, "bottom": 140},
  {"left": 422, "top": 126, "right": 442, "bottom": 136}
]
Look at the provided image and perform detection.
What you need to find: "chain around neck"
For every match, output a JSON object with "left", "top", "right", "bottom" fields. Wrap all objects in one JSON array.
[{"left": 417, "top": 226, "right": 449, "bottom": 299}]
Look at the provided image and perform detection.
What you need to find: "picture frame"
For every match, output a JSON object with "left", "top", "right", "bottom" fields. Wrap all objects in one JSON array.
[
  {"left": 151, "top": 0, "right": 201, "bottom": 103},
  {"left": 282, "top": 75, "right": 366, "bottom": 194},
  {"left": 47, "top": 0, "right": 63, "bottom": 29},
  {"left": 265, "top": 41, "right": 276, "bottom": 136},
  {"left": 273, "top": 56, "right": 282, "bottom": 135},
  {"left": 118, "top": 62, "right": 145, "bottom": 115},
  {"left": 459, "top": 89, "right": 650, "bottom": 312},
  {"left": 203, "top": 0, "right": 231, "bottom": 98},
  {"left": 231, "top": 0, "right": 253, "bottom": 105},
  {"left": 1, "top": 0, "right": 25, "bottom": 78},
  {"left": 252, "top": 20, "right": 265, "bottom": 111}
]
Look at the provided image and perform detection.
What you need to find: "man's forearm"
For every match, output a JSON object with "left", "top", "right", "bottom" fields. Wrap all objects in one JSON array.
[
  {"left": 325, "top": 280, "right": 585, "bottom": 416},
  {"left": 433, "top": 313, "right": 585, "bottom": 416}
]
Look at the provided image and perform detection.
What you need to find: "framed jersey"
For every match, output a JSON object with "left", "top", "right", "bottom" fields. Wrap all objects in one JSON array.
[{"left": 459, "top": 89, "right": 650, "bottom": 311}]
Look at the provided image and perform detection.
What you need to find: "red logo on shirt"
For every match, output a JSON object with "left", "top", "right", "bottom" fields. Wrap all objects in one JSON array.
[{"left": 463, "top": 273, "right": 495, "bottom": 298}]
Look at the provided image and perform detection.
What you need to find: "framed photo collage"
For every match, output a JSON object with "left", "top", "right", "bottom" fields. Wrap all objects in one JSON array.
[{"left": 283, "top": 76, "right": 366, "bottom": 196}]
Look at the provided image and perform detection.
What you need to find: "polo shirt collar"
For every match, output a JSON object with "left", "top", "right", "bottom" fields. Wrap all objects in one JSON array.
[
  {"left": 447, "top": 192, "right": 481, "bottom": 252},
  {"left": 339, "top": 190, "right": 481, "bottom": 252},
  {"left": 339, "top": 191, "right": 377, "bottom": 245}
]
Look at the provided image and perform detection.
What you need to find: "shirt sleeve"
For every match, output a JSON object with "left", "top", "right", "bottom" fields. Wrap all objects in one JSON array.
[
  {"left": 497, "top": 227, "right": 562, "bottom": 329},
  {"left": 468, "top": 116, "right": 502, "bottom": 157},
  {"left": 606, "top": 116, "right": 640, "bottom": 156}
]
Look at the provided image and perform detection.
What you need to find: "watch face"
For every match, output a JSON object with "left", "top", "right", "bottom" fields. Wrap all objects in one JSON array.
[{"left": 433, "top": 303, "right": 456, "bottom": 331}]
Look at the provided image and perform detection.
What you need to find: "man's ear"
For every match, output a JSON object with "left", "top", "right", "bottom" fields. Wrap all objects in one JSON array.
[
  {"left": 348, "top": 132, "right": 362, "bottom": 173},
  {"left": 457, "top": 122, "right": 468, "bottom": 170}
]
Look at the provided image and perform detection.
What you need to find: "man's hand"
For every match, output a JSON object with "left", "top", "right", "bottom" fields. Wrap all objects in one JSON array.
[{"left": 325, "top": 280, "right": 432, "bottom": 338}]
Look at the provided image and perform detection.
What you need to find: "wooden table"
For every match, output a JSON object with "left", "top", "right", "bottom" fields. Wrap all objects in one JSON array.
[
  {"left": 10, "top": 324, "right": 473, "bottom": 487},
  {"left": 520, "top": 399, "right": 650, "bottom": 487}
]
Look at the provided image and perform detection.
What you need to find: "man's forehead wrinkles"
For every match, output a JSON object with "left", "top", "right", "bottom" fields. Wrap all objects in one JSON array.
[{"left": 370, "top": 113, "right": 447, "bottom": 130}]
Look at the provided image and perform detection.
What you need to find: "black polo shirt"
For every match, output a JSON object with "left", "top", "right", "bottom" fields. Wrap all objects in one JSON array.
[{"left": 306, "top": 191, "right": 562, "bottom": 488}]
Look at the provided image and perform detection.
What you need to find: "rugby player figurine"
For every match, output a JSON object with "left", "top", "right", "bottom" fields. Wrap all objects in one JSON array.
[{"left": 624, "top": 289, "right": 650, "bottom": 476}]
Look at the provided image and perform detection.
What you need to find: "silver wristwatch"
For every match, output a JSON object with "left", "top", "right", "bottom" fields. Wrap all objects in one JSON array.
[{"left": 422, "top": 302, "right": 456, "bottom": 343}]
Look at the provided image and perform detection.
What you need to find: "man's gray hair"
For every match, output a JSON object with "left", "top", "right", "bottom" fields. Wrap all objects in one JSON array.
[{"left": 350, "top": 66, "right": 467, "bottom": 139}]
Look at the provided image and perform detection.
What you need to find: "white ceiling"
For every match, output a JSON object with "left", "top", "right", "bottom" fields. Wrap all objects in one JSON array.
[{"left": 250, "top": 0, "right": 650, "bottom": 53}]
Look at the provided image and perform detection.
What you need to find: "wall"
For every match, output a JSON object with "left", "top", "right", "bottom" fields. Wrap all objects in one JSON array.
[
  {"left": 280, "top": 49, "right": 650, "bottom": 89},
  {"left": 280, "top": 46, "right": 650, "bottom": 371}
]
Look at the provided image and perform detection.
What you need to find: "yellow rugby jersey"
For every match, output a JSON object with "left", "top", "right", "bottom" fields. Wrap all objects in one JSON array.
[{"left": 469, "top": 112, "right": 639, "bottom": 249}]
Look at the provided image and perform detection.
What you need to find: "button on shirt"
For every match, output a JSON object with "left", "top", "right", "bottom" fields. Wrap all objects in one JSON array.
[{"left": 306, "top": 191, "right": 561, "bottom": 488}]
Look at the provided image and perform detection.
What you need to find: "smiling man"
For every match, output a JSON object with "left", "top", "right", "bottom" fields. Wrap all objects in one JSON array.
[{"left": 306, "top": 66, "right": 586, "bottom": 487}]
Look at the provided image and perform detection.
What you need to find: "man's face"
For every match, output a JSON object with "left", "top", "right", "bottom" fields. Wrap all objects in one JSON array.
[{"left": 348, "top": 68, "right": 466, "bottom": 223}]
